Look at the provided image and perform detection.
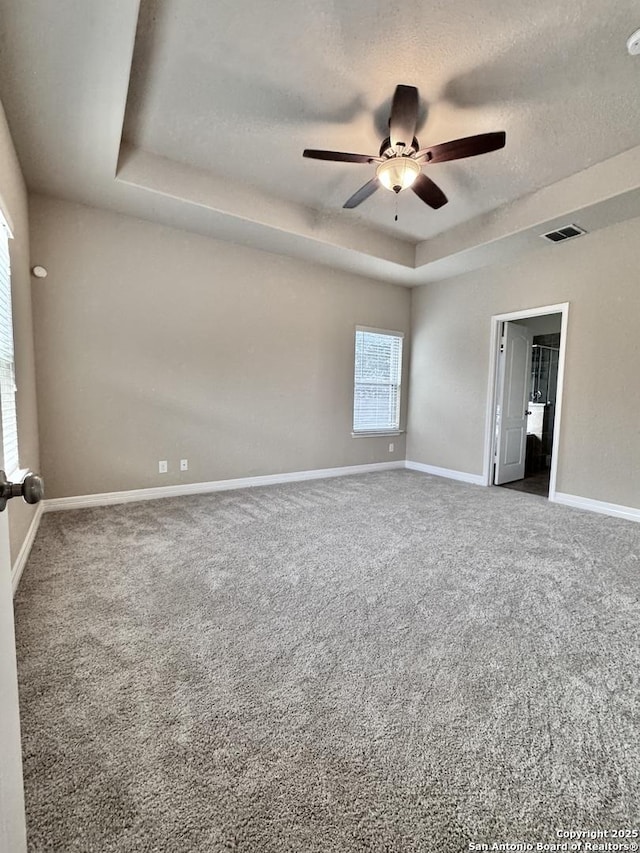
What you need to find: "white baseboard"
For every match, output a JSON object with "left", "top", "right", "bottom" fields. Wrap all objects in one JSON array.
[
  {"left": 12, "top": 503, "right": 44, "bottom": 594},
  {"left": 405, "top": 460, "right": 485, "bottom": 486},
  {"left": 35, "top": 463, "right": 640, "bottom": 525},
  {"left": 553, "top": 492, "right": 640, "bottom": 523},
  {"left": 43, "top": 461, "right": 406, "bottom": 512}
]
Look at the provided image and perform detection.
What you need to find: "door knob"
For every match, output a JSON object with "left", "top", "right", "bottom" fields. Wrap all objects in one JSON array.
[{"left": 0, "top": 470, "right": 44, "bottom": 512}]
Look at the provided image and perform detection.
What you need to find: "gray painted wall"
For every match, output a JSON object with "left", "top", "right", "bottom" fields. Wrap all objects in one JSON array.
[
  {"left": 30, "top": 196, "right": 411, "bottom": 499},
  {"left": 0, "top": 103, "right": 40, "bottom": 565},
  {"left": 407, "top": 218, "right": 640, "bottom": 508}
]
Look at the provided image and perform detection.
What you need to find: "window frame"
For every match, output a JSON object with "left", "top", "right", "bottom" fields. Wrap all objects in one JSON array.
[
  {"left": 0, "top": 211, "right": 22, "bottom": 480},
  {"left": 351, "top": 325, "right": 405, "bottom": 437}
]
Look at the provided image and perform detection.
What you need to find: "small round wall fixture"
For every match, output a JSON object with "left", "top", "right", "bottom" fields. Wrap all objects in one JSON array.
[
  {"left": 627, "top": 28, "right": 640, "bottom": 55},
  {"left": 31, "top": 265, "right": 47, "bottom": 278}
]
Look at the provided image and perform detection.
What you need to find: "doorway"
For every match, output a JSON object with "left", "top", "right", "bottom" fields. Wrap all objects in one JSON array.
[{"left": 483, "top": 303, "right": 569, "bottom": 501}]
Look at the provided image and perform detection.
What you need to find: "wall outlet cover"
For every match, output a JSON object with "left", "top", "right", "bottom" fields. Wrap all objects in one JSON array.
[{"left": 158, "top": 460, "right": 168, "bottom": 474}]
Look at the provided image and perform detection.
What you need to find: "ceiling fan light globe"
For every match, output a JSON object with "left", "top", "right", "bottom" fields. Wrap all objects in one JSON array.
[{"left": 376, "top": 157, "right": 421, "bottom": 192}]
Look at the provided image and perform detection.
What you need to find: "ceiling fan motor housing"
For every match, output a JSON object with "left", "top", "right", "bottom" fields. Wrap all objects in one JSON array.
[{"left": 379, "top": 136, "right": 419, "bottom": 157}]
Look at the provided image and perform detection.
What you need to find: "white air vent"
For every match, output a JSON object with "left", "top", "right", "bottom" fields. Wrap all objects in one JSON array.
[{"left": 541, "top": 224, "right": 587, "bottom": 244}]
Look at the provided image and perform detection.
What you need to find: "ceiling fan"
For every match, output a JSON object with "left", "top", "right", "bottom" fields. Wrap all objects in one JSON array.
[{"left": 303, "top": 85, "right": 506, "bottom": 211}]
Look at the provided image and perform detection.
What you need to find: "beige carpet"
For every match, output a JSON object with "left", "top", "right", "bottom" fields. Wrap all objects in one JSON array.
[{"left": 14, "top": 471, "right": 640, "bottom": 852}]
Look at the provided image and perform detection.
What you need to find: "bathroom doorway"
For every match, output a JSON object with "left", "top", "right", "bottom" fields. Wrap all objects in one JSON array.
[{"left": 483, "top": 303, "right": 569, "bottom": 500}]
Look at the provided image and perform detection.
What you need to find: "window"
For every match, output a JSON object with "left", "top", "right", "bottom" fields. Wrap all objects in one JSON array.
[
  {"left": 353, "top": 326, "right": 404, "bottom": 434},
  {"left": 0, "top": 214, "right": 19, "bottom": 476}
]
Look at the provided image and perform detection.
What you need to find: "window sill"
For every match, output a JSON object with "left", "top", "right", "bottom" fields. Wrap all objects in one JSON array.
[{"left": 351, "top": 430, "right": 404, "bottom": 438}]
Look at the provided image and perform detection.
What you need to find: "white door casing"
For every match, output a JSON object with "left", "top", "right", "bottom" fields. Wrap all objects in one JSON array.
[
  {"left": 494, "top": 321, "right": 533, "bottom": 485},
  {"left": 0, "top": 368, "right": 27, "bottom": 852},
  {"left": 482, "top": 303, "right": 569, "bottom": 500}
]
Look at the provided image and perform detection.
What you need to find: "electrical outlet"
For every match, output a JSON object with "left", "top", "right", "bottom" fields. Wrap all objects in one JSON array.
[
  {"left": 180, "top": 459, "right": 188, "bottom": 471},
  {"left": 389, "top": 443, "right": 395, "bottom": 453},
  {"left": 158, "top": 460, "right": 168, "bottom": 474}
]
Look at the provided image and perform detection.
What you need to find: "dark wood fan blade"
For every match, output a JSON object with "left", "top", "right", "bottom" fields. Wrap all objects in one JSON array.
[
  {"left": 303, "top": 149, "right": 377, "bottom": 164},
  {"left": 389, "top": 85, "right": 419, "bottom": 150},
  {"left": 343, "top": 178, "right": 380, "bottom": 209},
  {"left": 411, "top": 173, "right": 448, "bottom": 209},
  {"left": 417, "top": 131, "right": 506, "bottom": 164}
]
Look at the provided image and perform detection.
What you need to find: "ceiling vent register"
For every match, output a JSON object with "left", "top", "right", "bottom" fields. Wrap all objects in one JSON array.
[{"left": 541, "top": 224, "right": 587, "bottom": 244}]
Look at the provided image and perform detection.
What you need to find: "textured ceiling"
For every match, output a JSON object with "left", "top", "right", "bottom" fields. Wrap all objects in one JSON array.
[
  {"left": 124, "top": 0, "right": 640, "bottom": 241},
  {"left": 2, "top": 0, "right": 640, "bottom": 284}
]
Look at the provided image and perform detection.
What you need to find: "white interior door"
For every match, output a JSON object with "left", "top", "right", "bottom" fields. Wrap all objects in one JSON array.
[
  {"left": 495, "top": 321, "right": 533, "bottom": 485},
  {"left": 0, "top": 439, "right": 27, "bottom": 850}
]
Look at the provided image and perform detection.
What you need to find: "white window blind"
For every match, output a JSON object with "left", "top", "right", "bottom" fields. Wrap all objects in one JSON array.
[
  {"left": 0, "top": 218, "right": 19, "bottom": 475},
  {"left": 353, "top": 327, "right": 403, "bottom": 432}
]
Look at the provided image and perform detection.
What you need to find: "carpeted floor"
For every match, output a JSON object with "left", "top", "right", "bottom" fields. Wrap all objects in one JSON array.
[{"left": 13, "top": 470, "right": 640, "bottom": 852}]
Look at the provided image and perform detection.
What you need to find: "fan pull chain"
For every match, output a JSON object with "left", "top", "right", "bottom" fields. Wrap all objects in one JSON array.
[{"left": 394, "top": 194, "right": 399, "bottom": 222}]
